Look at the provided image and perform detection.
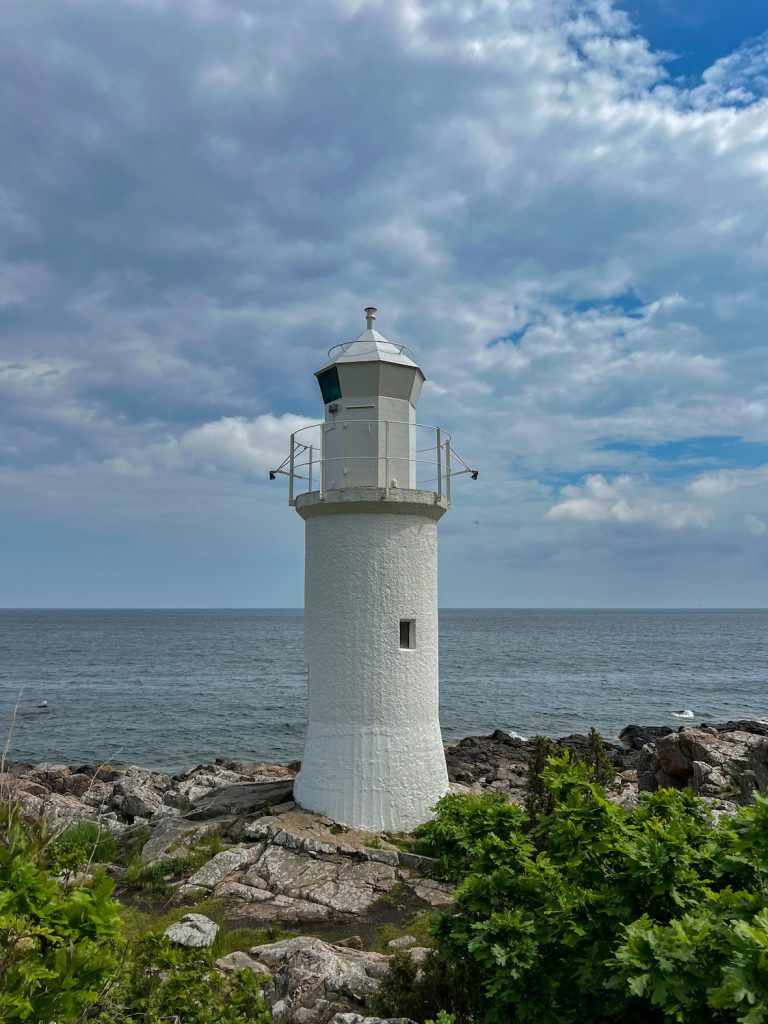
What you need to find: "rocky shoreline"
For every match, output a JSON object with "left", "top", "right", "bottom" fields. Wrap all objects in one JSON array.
[{"left": 3, "top": 719, "right": 768, "bottom": 1024}]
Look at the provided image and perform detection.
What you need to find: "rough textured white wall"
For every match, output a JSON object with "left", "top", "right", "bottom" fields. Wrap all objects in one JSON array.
[{"left": 294, "top": 493, "right": 448, "bottom": 831}]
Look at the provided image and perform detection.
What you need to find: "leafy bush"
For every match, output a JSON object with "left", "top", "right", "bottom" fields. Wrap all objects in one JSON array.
[
  {"left": 394, "top": 754, "right": 768, "bottom": 1024},
  {"left": 0, "top": 803, "right": 121, "bottom": 1024},
  {"left": 524, "top": 734, "right": 563, "bottom": 821},
  {"left": 525, "top": 728, "right": 614, "bottom": 825},
  {"left": 0, "top": 804, "right": 271, "bottom": 1024},
  {"left": 414, "top": 791, "right": 528, "bottom": 883},
  {"left": 371, "top": 949, "right": 475, "bottom": 1023},
  {"left": 585, "top": 724, "right": 617, "bottom": 788},
  {"left": 90, "top": 935, "right": 271, "bottom": 1024}
]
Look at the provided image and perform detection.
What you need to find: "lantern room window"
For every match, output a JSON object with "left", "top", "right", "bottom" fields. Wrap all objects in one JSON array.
[{"left": 317, "top": 365, "right": 342, "bottom": 404}]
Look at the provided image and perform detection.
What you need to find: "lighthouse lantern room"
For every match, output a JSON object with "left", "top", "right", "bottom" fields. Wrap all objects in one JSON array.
[{"left": 270, "top": 308, "right": 477, "bottom": 831}]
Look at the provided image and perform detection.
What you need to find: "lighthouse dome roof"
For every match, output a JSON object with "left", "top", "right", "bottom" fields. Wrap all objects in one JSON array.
[
  {"left": 315, "top": 308, "right": 425, "bottom": 409},
  {"left": 326, "top": 326, "right": 419, "bottom": 369}
]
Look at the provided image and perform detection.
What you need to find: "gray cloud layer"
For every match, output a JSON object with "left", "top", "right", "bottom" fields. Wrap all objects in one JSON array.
[{"left": 2, "top": 0, "right": 768, "bottom": 605}]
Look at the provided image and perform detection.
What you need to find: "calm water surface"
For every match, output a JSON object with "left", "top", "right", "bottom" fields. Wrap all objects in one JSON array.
[{"left": 0, "top": 609, "right": 766, "bottom": 772}]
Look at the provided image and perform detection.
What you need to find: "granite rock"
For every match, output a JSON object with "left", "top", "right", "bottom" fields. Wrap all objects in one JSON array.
[
  {"left": 330, "top": 1017, "right": 418, "bottom": 1024},
  {"left": 184, "top": 843, "right": 264, "bottom": 890},
  {"left": 164, "top": 913, "right": 218, "bottom": 948},
  {"left": 215, "top": 950, "right": 272, "bottom": 976},
  {"left": 252, "top": 937, "right": 390, "bottom": 1024}
]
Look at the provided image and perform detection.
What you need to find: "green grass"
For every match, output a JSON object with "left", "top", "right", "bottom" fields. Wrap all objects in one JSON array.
[
  {"left": 119, "top": 897, "right": 293, "bottom": 958},
  {"left": 122, "top": 834, "right": 227, "bottom": 895},
  {"left": 48, "top": 821, "right": 119, "bottom": 868},
  {"left": 378, "top": 880, "right": 409, "bottom": 909},
  {"left": 371, "top": 911, "right": 436, "bottom": 952},
  {"left": 212, "top": 924, "right": 294, "bottom": 958},
  {"left": 115, "top": 826, "right": 151, "bottom": 867},
  {"left": 381, "top": 831, "right": 419, "bottom": 853},
  {"left": 119, "top": 898, "right": 228, "bottom": 942}
]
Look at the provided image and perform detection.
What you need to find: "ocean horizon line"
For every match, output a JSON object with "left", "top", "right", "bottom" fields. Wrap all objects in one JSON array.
[{"left": 1, "top": 606, "right": 767, "bottom": 613}]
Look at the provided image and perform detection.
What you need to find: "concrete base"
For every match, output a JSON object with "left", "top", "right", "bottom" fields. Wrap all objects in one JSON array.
[{"left": 294, "top": 722, "right": 449, "bottom": 832}]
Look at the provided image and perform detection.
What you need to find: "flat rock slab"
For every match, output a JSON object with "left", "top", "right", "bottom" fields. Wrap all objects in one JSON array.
[
  {"left": 215, "top": 951, "right": 272, "bottom": 976},
  {"left": 244, "top": 810, "right": 401, "bottom": 861},
  {"left": 213, "top": 842, "right": 400, "bottom": 924},
  {"left": 186, "top": 780, "right": 295, "bottom": 820},
  {"left": 185, "top": 842, "right": 265, "bottom": 889},
  {"left": 175, "top": 806, "right": 451, "bottom": 926},
  {"left": 246, "top": 811, "right": 399, "bottom": 851}
]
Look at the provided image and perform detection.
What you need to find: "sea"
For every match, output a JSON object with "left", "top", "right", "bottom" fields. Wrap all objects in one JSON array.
[{"left": 1, "top": 609, "right": 766, "bottom": 773}]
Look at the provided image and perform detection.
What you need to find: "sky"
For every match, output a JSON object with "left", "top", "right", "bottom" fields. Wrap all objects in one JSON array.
[{"left": 1, "top": 0, "right": 768, "bottom": 609}]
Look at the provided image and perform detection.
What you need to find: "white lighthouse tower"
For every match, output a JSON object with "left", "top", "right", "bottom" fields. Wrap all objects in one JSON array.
[{"left": 271, "top": 308, "right": 476, "bottom": 832}]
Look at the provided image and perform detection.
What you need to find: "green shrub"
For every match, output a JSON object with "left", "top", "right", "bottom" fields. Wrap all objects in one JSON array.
[
  {"left": 371, "top": 949, "right": 475, "bottom": 1023},
  {"left": 585, "top": 725, "right": 617, "bottom": 788},
  {"left": 0, "top": 803, "right": 122, "bottom": 1024},
  {"left": 0, "top": 805, "right": 272, "bottom": 1024},
  {"left": 524, "top": 734, "right": 563, "bottom": 821},
  {"left": 413, "top": 790, "right": 529, "bottom": 883},
  {"left": 90, "top": 935, "right": 271, "bottom": 1024},
  {"left": 386, "top": 754, "right": 768, "bottom": 1024}
]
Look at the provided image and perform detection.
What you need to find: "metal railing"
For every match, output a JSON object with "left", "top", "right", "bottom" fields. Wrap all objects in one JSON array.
[
  {"left": 269, "top": 419, "right": 477, "bottom": 505},
  {"left": 326, "top": 340, "right": 417, "bottom": 362}
]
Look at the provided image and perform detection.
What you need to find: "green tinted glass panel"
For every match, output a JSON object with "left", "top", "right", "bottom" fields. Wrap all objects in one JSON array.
[{"left": 317, "top": 366, "right": 342, "bottom": 404}]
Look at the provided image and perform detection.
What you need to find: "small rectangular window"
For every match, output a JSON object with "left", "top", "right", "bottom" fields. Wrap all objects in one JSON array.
[{"left": 399, "top": 619, "right": 415, "bottom": 649}]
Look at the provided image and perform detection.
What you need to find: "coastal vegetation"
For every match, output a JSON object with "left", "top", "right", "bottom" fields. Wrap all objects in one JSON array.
[
  {"left": 0, "top": 800, "right": 271, "bottom": 1024},
  {"left": 374, "top": 750, "right": 768, "bottom": 1024}
]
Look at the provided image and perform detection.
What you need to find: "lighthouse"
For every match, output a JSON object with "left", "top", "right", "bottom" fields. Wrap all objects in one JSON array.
[{"left": 271, "top": 308, "right": 476, "bottom": 831}]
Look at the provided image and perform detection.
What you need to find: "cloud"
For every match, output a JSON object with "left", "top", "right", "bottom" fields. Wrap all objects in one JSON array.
[
  {"left": 688, "top": 465, "right": 768, "bottom": 499},
  {"left": 547, "top": 474, "right": 708, "bottom": 528},
  {"left": 688, "top": 33, "right": 768, "bottom": 109},
  {"left": 1, "top": 0, "right": 768, "bottom": 602},
  {"left": 105, "top": 413, "right": 315, "bottom": 478}
]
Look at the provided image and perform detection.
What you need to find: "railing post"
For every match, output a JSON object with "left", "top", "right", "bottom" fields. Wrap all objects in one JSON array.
[
  {"left": 289, "top": 433, "right": 295, "bottom": 505},
  {"left": 445, "top": 437, "right": 451, "bottom": 504},
  {"left": 309, "top": 445, "right": 314, "bottom": 493},
  {"left": 436, "top": 427, "right": 442, "bottom": 500},
  {"left": 320, "top": 427, "right": 325, "bottom": 498},
  {"left": 384, "top": 419, "right": 390, "bottom": 496}
]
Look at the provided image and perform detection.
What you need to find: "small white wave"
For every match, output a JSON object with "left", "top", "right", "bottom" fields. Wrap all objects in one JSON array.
[
  {"left": 503, "top": 729, "right": 529, "bottom": 741},
  {"left": 671, "top": 709, "right": 695, "bottom": 719}
]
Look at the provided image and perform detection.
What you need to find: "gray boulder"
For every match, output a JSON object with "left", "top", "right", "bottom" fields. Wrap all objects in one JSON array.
[
  {"left": 112, "top": 766, "right": 171, "bottom": 820},
  {"left": 640, "top": 724, "right": 768, "bottom": 800},
  {"left": 164, "top": 913, "right": 219, "bottom": 948},
  {"left": 655, "top": 732, "right": 694, "bottom": 778},
  {"left": 618, "top": 725, "right": 674, "bottom": 751},
  {"left": 139, "top": 817, "right": 219, "bottom": 864},
  {"left": 252, "top": 936, "right": 390, "bottom": 1024}
]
